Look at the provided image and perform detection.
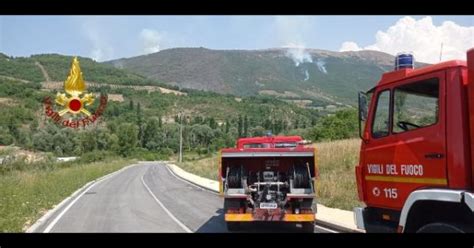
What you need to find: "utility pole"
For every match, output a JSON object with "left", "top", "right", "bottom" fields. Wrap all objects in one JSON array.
[{"left": 179, "top": 113, "right": 183, "bottom": 163}]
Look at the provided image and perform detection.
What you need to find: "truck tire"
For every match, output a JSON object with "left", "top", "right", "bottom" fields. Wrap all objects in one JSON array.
[
  {"left": 416, "top": 222, "right": 466, "bottom": 233},
  {"left": 293, "top": 166, "right": 310, "bottom": 188},
  {"left": 227, "top": 166, "right": 241, "bottom": 188},
  {"left": 301, "top": 222, "right": 315, "bottom": 233},
  {"left": 226, "top": 222, "right": 241, "bottom": 232}
]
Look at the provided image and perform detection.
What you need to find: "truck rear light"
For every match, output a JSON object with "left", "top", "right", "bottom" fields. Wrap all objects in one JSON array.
[
  {"left": 382, "top": 214, "right": 390, "bottom": 221},
  {"left": 227, "top": 209, "right": 240, "bottom": 214},
  {"left": 300, "top": 209, "right": 313, "bottom": 214}
]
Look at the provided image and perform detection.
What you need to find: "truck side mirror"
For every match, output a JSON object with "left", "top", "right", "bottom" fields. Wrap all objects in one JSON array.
[{"left": 358, "top": 91, "right": 369, "bottom": 141}]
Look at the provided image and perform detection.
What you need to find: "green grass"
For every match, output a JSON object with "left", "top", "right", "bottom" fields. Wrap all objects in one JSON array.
[
  {"left": 0, "top": 158, "right": 135, "bottom": 232},
  {"left": 175, "top": 152, "right": 219, "bottom": 181},
  {"left": 315, "top": 138, "right": 364, "bottom": 210},
  {"left": 173, "top": 138, "right": 364, "bottom": 211}
]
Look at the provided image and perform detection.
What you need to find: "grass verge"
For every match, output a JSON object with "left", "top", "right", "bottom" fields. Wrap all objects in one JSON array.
[
  {"left": 176, "top": 152, "right": 219, "bottom": 181},
  {"left": 315, "top": 138, "right": 364, "bottom": 210}
]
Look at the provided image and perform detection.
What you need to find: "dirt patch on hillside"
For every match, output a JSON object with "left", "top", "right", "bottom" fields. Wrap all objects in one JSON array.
[{"left": 258, "top": 90, "right": 300, "bottom": 98}]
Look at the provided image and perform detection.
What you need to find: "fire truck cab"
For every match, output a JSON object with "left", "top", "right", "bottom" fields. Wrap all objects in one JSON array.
[{"left": 354, "top": 48, "right": 474, "bottom": 233}]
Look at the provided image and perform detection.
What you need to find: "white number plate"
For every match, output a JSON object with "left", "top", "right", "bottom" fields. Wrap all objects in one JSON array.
[{"left": 259, "top": 202, "right": 277, "bottom": 209}]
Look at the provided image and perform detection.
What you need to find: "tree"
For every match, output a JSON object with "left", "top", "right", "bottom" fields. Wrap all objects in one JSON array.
[
  {"left": 310, "top": 109, "right": 358, "bottom": 141},
  {"left": 209, "top": 117, "right": 217, "bottom": 129},
  {"left": 78, "top": 130, "right": 97, "bottom": 153},
  {"left": 250, "top": 126, "right": 265, "bottom": 137},
  {"left": 243, "top": 115, "right": 249, "bottom": 137},
  {"left": 52, "top": 129, "right": 75, "bottom": 156},
  {"left": 111, "top": 104, "right": 120, "bottom": 117},
  {"left": 237, "top": 115, "right": 243, "bottom": 138},
  {"left": 189, "top": 124, "right": 214, "bottom": 150},
  {"left": 143, "top": 118, "right": 160, "bottom": 150},
  {"left": 95, "top": 127, "right": 111, "bottom": 151},
  {"left": 225, "top": 120, "right": 230, "bottom": 134},
  {"left": 0, "top": 126, "right": 14, "bottom": 145},
  {"left": 32, "top": 130, "right": 54, "bottom": 152},
  {"left": 129, "top": 100, "right": 134, "bottom": 111},
  {"left": 7, "top": 117, "right": 19, "bottom": 141},
  {"left": 108, "top": 134, "right": 120, "bottom": 153},
  {"left": 263, "top": 118, "right": 272, "bottom": 130},
  {"left": 117, "top": 123, "right": 138, "bottom": 156},
  {"left": 136, "top": 102, "right": 144, "bottom": 147}
]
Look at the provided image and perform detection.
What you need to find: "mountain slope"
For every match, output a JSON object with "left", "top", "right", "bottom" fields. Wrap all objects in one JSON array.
[
  {"left": 0, "top": 53, "right": 171, "bottom": 87},
  {"left": 107, "top": 48, "right": 426, "bottom": 105}
]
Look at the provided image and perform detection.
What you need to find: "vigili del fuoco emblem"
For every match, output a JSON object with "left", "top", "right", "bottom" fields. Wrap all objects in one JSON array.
[{"left": 43, "top": 57, "right": 108, "bottom": 128}]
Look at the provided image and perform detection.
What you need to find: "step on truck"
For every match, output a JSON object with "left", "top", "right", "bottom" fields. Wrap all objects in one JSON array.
[
  {"left": 355, "top": 48, "right": 474, "bottom": 233},
  {"left": 219, "top": 135, "right": 318, "bottom": 232}
]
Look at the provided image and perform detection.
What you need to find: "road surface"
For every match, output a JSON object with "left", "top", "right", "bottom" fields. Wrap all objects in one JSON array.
[{"left": 32, "top": 162, "right": 336, "bottom": 233}]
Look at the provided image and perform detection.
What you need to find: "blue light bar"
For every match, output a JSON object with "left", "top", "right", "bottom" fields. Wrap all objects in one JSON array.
[{"left": 395, "top": 53, "right": 414, "bottom": 70}]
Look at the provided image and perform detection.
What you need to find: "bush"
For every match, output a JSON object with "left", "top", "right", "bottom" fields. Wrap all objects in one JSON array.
[
  {"left": 159, "top": 148, "right": 174, "bottom": 157},
  {"left": 129, "top": 148, "right": 170, "bottom": 161},
  {"left": 78, "top": 150, "right": 115, "bottom": 163},
  {"left": 0, "top": 153, "right": 56, "bottom": 175},
  {"left": 310, "top": 109, "right": 358, "bottom": 141},
  {"left": 117, "top": 123, "right": 138, "bottom": 157}
]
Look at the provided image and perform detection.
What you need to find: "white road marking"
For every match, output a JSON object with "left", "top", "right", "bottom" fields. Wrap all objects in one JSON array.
[
  {"left": 314, "top": 224, "right": 339, "bottom": 233},
  {"left": 140, "top": 175, "right": 192, "bottom": 233},
  {"left": 43, "top": 164, "right": 139, "bottom": 233}
]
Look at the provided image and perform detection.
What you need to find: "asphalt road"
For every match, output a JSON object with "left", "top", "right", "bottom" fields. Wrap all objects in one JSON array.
[{"left": 32, "top": 162, "right": 336, "bottom": 233}]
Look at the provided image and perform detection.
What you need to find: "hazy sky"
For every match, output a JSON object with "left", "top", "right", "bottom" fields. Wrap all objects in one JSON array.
[{"left": 0, "top": 15, "right": 473, "bottom": 63}]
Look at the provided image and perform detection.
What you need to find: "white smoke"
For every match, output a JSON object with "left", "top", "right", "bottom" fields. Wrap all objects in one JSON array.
[
  {"left": 340, "top": 41, "right": 362, "bottom": 52},
  {"left": 273, "top": 16, "right": 314, "bottom": 67},
  {"left": 316, "top": 58, "right": 327, "bottom": 74},
  {"left": 284, "top": 43, "right": 313, "bottom": 66},
  {"left": 140, "top": 29, "right": 162, "bottom": 54},
  {"left": 113, "top": 60, "right": 124, "bottom": 69},
  {"left": 339, "top": 16, "right": 474, "bottom": 63},
  {"left": 81, "top": 18, "right": 115, "bottom": 62},
  {"left": 303, "top": 69, "right": 309, "bottom": 81}
]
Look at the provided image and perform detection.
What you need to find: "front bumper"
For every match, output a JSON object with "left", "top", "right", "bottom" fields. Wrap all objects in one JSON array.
[{"left": 353, "top": 207, "right": 366, "bottom": 230}]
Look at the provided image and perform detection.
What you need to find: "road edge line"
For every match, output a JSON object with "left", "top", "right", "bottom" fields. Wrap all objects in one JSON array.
[
  {"left": 27, "top": 163, "right": 139, "bottom": 233},
  {"left": 165, "top": 164, "right": 219, "bottom": 196},
  {"left": 26, "top": 181, "right": 93, "bottom": 233}
]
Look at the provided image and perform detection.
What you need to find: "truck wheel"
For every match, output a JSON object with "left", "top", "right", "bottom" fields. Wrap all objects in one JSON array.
[
  {"left": 293, "top": 166, "right": 310, "bottom": 188},
  {"left": 226, "top": 222, "right": 241, "bottom": 232},
  {"left": 227, "top": 166, "right": 241, "bottom": 188},
  {"left": 416, "top": 222, "right": 466, "bottom": 233},
  {"left": 301, "top": 222, "right": 315, "bottom": 233}
]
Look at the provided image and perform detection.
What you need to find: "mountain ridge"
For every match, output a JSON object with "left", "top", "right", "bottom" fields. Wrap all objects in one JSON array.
[{"left": 106, "top": 47, "right": 426, "bottom": 106}]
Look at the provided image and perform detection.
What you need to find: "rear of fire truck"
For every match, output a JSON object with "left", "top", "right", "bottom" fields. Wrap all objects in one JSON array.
[{"left": 219, "top": 135, "right": 318, "bottom": 232}]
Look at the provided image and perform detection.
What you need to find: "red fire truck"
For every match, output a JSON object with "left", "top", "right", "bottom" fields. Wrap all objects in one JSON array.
[
  {"left": 354, "top": 48, "right": 474, "bottom": 233},
  {"left": 219, "top": 135, "right": 317, "bottom": 232}
]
